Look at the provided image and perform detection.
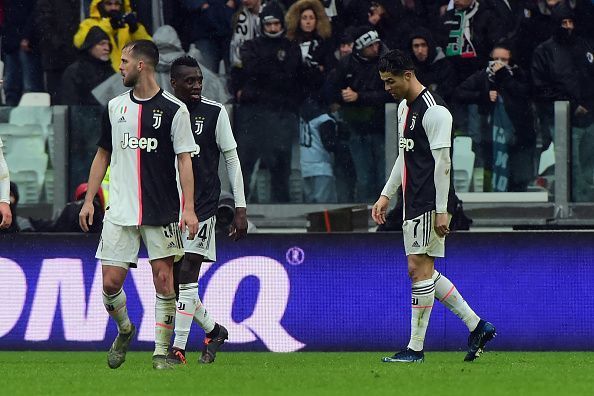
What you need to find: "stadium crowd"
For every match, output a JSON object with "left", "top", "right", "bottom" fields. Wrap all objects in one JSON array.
[{"left": 1, "top": 0, "right": 594, "bottom": 205}]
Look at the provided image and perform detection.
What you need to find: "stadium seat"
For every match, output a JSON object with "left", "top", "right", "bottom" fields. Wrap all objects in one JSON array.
[
  {"left": 11, "top": 170, "right": 41, "bottom": 204},
  {"left": 453, "top": 136, "right": 475, "bottom": 193},
  {"left": 6, "top": 152, "right": 49, "bottom": 191},
  {"left": 538, "top": 142, "right": 555, "bottom": 175},
  {"left": 18, "top": 92, "right": 51, "bottom": 107},
  {"left": 0, "top": 125, "right": 45, "bottom": 157},
  {"left": 9, "top": 107, "right": 53, "bottom": 140}
]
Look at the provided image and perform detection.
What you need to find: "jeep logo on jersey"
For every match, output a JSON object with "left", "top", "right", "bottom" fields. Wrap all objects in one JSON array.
[
  {"left": 399, "top": 137, "right": 414, "bottom": 151},
  {"left": 194, "top": 117, "right": 204, "bottom": 135},
  {"left": 152, "top": 109, "right": 163, "bottom": 129},
  {"left": 121, "top": 133, "right": 158, "bottom": 152}
]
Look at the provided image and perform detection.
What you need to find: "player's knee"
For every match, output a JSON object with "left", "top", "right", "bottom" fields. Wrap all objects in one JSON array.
[
  {"left": 178, "top": 254, "right": 201, "bottom": 284},
  {"left": 103, "top": 278, "right": 123, "bottom": 295},
  {"left": 153, "top": 269, "right": 173, "bottom": 294}
]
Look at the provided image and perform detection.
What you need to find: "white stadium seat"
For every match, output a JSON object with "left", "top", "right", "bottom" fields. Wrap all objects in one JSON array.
[{"left": 452, "top": 136, "right": 475, "bottom": 193}]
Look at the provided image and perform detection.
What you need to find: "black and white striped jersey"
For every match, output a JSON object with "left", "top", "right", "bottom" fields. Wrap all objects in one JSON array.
[
  {"left": 98, "top": 89, "right": 197, "bottom": 226},
  {"left": 397, "top": 88, "right": 455, "bottom": 220},
  {"left": 186, "top": 97, "right": 237, "bottom": 220}
]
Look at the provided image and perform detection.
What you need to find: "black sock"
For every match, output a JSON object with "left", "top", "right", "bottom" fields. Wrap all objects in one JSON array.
[{"left": 206, "top": 323, "right": 220, "bottom": 339}]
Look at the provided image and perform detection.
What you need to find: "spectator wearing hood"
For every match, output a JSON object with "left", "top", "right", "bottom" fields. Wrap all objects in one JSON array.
[
  {"left": 324, "top": 26, "right": 392, "bottom": 201},
  {"left": 235, "top": 1, "right": 301, "bottom": 202},
  {"left": 455, "top": 43, "right": 536, "bottom": 192},
  {"left": 73, "top": 0, "right": 151, "bottom": 72},
  {"left": 34, "top": 0, "right": 80, "bottom": 103},
  {"left": 408, "top": 27, "right": 456, "bottom": 102},
  {"left": 60, "top": 26, "right": 115, "bottom": 105},
  {"left": 285, "top": 0, "right": 337, "bottom": 105},
  {"left": 532, "top": 3, "right": 594, "bottom": 201},
  {"left": 152, "top": 25, "right": 231, "bottom": 104}
]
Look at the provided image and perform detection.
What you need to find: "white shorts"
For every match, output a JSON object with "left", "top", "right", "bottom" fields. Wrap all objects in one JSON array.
[
  {"left": 402, "top": 210, "right": 450, "bottom": 258},
  {"left": 96, "top": 220, "right": 184, "bottom": 269},
  {"left": 183, "top": 215, "right": 216, "bottom": 262}
]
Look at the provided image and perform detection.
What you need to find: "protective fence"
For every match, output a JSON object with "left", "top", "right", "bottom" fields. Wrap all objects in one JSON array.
[{"left": 0, "top": 232, "right": 592, "bottom": 351}]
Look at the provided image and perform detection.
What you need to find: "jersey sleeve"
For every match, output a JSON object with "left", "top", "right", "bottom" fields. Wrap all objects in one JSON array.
[
  {"left": 422, "top": 105, "right": 452, "bottom": 150},
  {"left": 171, "top": 105, "right": 199, "bottom": 154},
  {"left": 215, "top": 106, "right": 238, "bottom": 152},
  {"left": 97, "top": 105, "right": 113, "bottom": 152}
]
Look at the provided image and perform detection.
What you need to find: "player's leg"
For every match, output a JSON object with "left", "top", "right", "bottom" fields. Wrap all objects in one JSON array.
[
  {"left": 383, "top": 212, "right": 435, "bottom": 363},
  {"left": 142, "top": 223, "right": 184, "bottom": 370},
  {"left": 425, "top": 213, "right": 496, "bottom": 361},
  {"left": 96, "top": 221, "right": 140, "bottom": 369}
]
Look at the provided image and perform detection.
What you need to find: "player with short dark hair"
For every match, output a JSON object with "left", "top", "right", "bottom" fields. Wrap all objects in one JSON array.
[
  {"left": 166, "top": 56, "right": 248, "bottom": 365},
  {"left": 79, "top": 40, "right": 199, "bottom": 370},
  {"left": 372, "top": 49, "right": 496, "bottom": 363}
]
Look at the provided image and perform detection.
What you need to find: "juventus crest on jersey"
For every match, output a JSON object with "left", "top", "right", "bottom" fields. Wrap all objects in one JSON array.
[
  {"left": 397, "top": 88, "right": 455, "bottom": 220},
  {"left": 98, "top": 89, "right": 197, "bottom": 226}
]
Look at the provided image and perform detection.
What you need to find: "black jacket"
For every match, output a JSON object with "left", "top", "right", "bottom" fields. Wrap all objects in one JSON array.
[
  {"left": 239, "top": 35, "right": 302, "bottom": 110},
  {"left": 296, "top": 35, "right": 337, "bottom": 104},
  {"left": 34, "top": 0, "right": 80, "bottom": 70},
  {"left": 1, "top": 0, "right": 38, "bottom": 54},
  {"left": 456, "top": 66, "right": 536, "bottom": 148},
  {"left": 60, "top": 53, "right": 115, "bottom": 105}
]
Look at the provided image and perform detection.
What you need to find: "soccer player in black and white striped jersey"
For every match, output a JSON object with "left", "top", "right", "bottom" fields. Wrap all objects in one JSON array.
[
  {"left": 79, "top": 40, "right": 199, "bottom": 370},
  {"left": 166, "top": 56, "right": 248, "bottom": 365},
  {"left": 372, "top": 50, "right": 496, "bottom": 363}
]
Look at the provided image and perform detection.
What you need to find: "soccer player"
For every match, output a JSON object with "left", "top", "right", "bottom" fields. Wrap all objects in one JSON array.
[
  {"left": 166, "top": 56, "right": 248, "bottom": 365},
  {"left": 79, "top": 40, "right": 199, "bottom": 370},
  {"left": 0, "top": 137, "right": 12, "bottom": 229},
  {"left": 372, "top": 50, "right": 496, "bottom": 363}
]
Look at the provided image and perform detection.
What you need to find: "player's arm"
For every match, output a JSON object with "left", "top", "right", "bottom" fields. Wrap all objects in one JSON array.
[
  {"left": 372, "top": 153, "right": 403, "bottom": 225},
  {"left": 172, "top": 106, "right": 200, "bottom": 239},
  {"left": 80, "top": 107, "right": 112, "bottom": 232},
  {"left": 0, "top": 145, "right": 12, "bottom": 229},
  {"left": 216, "top": 106, "right": 247, "bottom": 241},
  {"left": 424, "top": 105, "right": 453, "bottom": 237}
]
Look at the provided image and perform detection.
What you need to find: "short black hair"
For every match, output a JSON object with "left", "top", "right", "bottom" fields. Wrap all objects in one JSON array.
[
  {"left": 491, "top": 41, "right": 513, "bottom": 58},
  {"left": 122, "top": 40, "right": 159, "bottom": 67},
  {"left": 378, "top": 49, "right": 415, "bottom": 75},
  {"left": 170, "top": 56, "right": 201, "bottom": 79}
]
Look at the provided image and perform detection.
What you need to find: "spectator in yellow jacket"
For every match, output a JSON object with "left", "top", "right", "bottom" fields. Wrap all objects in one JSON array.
[{"left": 73, "top": 0, "right": 151, "bottom": 72}]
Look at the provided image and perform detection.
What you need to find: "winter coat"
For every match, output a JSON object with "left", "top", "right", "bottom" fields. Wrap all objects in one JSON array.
[
  {"left": 60, "top": 52, "right": 114, "bottom": 105},
  {"left": 176, "top": 0, "right": 235, "bottom": 43},
  {"left": 34, "top": 0, "right": 79, "bottom": 70},
  {"left": 239, "top": 35, "right": 302, "bottom": 110},
  {"left": 456, "top": 66, "right": 536, "bottom": 148},
  {"left": 1, "top": 0, "right": 37, "bottom": 54},
  {"left": 73, "top": 0, "right": 151, "bottom": 72},
  {"left": 408, "top": 27, "right": 456, "bottom": 101}
]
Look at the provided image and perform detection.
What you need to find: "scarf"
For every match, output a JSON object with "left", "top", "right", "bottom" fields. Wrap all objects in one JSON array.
[{"left": 445, "top": 0, "right": 479, "bottom": 58}]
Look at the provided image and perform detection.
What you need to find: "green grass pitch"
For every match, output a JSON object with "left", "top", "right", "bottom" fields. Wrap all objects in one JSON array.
[{"left": 1, "top": 352, "right": 593, "bottom": 396}]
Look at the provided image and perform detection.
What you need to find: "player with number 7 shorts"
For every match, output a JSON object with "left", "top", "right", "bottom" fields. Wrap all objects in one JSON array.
[{"left": 166, "top": 56, "right": 248, "bottom": 366}]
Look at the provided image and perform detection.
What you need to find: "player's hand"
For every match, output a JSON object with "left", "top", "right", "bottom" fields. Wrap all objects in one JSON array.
[
  {"left": 0, "top": 202, "right": 13, "bottom": 229},
  {"left": 181, "top": 209, "right": 199, "bottom": 240},
  {"left": 434, "top": 212, "right": 450, "bottom": 237},
  {"left": 489, "top": 90, "right": 498, "bottom": 102},
  {"left": 229, "top": 207, "right": 247, "bottom": 241},
  {"left": 371, "top": 195, "right": 390, "bottom": 225},
  {"left": 341, "top": 87, "right": 359, "bottom": 103},
  {"left": 78, "top": 201, "right": 95, "bottom": 232}
]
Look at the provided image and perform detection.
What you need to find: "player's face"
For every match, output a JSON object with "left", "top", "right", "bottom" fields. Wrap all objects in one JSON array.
[
  {"left": 300, "top": 9, "right": 317, "bottom": 33},
  {"left": 412, "top": 38, "right": 429, "bottom": 62},
  {"left": 380, "top": 71, "right": 411, "bottom": 100},
  {"left": 119, "top": 48, "right": 140, "bottom": 87},
  {"left": 171, "top": 65, "right": 203, "bottom": 103}
]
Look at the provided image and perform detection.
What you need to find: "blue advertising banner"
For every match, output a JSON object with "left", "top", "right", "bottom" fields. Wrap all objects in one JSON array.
[{"left": 0, "top": 232, "right": 593, "bottom": 352}]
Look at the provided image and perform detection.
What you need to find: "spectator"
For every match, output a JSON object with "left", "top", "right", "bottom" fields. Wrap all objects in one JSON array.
[
  {"left": 408, "top": 27, "right": 456, "bottom": 102},
  {"left": 532, "top": 3, "right": 594, "bottom": 201},
  {"left": 325, "top": 26, "right": 392, "bottom": 201},
  {"left": 456, "top": 43, "right": 536, "bottom": 192},
  {"left": 336, "top": 26, "right": 356, "bottom": 59},
  {"left": 235, "top": 1, "right": 301, "bottom": 202},
  {"left": 286, "top": 0, "right": 336, "bottom": 105},
  {"left": 176, "top": 0, "right": 237, "bottom": 74},
  {"left": 152, "top": 25, "right": 231, "bottom": 103},
  {"left": 229, "top": 0, "right": 264, "bottom": 100},
  {"left": 34, "top": 0, "right": 80, "bottom": 103},
  {"left": 1, "top": 0, "right": 44, "bottom": 106},
  {"left": 73, "top": 0, "right": 151, "bottom": 72},
  {"left": 60, "top": 26, "right": 114, "bottom": 105}
]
